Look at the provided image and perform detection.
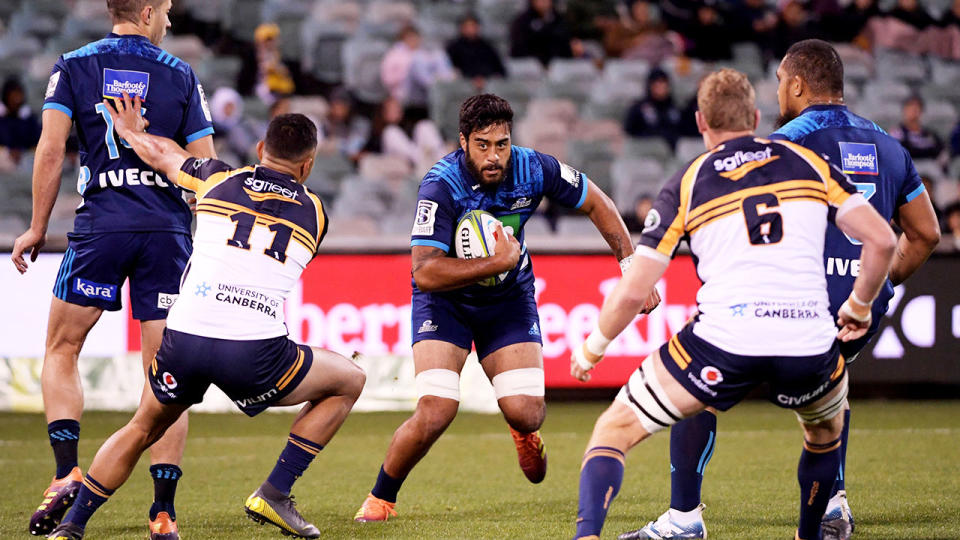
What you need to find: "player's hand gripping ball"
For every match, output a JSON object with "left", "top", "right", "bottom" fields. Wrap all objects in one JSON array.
[{"left": 454, "top": 210, "right": 514, "bottom": 286}]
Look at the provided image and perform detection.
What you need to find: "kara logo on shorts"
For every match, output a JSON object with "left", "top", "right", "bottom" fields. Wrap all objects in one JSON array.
[
  {"left": 102, "top": 69, "right": 150, "bottom": 100},
  {"left": 161, "top": 372, "right": 178, "bottom": 390},
  {"left": 700, "top": 366, "right": 723, "bottom": 386},
  {"left": 412, "top": 200, "right": 438, "bottom": 236},
  {"left": 157, "top": 293, "right": 178, "bottom": 309},
  {"left": 73, "top": 278, "right": 117, "bottom": 300},
  {"left": 838, "top": 142, "right": 879, "bottom": 175},
  {"left": 418, "top": 319, "right": 439, "bottom": 333}
]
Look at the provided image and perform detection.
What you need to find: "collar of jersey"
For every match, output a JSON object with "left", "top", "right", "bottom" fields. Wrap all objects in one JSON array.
[
  {"left": 801, "top": 104, "right": 848, "bottom": 115},
  {"left": 254, "top": 165, "right": 298, "bottom": 184},
  {"left": 105, "top": 32, "right": 151, "bottom": 42}
]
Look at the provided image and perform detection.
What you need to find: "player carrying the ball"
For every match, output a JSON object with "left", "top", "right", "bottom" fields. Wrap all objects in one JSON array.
[{"left": 354, "top": 93, "right": 653, "bottom": 522}]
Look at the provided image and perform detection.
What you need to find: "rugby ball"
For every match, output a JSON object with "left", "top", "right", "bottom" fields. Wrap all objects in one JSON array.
[{"left": 454, "top": 210, "right": 512, "bottom": 286}]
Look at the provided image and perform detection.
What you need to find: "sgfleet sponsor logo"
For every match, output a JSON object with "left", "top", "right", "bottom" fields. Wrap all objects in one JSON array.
[
  {"left": 244, "top": 177, "right": 299, "bottom": 201},
  {"left": 102, "top": 69, "right": 150, "bottom": 100},
  {"left": 97, "top": 168, "right": 171, "bottom": 189},
  {"left": 235, "top": 388, "right": 277, "bottom": 408},
  {"left": 713, "top": 147, "right": 773, "bottom": 172},
  {"left": 73, "top": 278, "right": 117, "bottom": 300},
  {"left": 215, "top": 284, "right": 281, "bottom": 318}
]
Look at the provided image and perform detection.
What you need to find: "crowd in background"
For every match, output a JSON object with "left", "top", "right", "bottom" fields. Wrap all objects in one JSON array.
[{"left": 2, "top": 0, "right": 960, "bottom": 250}]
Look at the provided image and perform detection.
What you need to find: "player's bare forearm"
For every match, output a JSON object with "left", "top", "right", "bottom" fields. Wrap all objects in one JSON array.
[
  {"left": 29, "top": 110, "right": 72, "bottom": 232},
  {"left": 411, "top": 242, "right": 517, "bottom": 292},
  {"left": 104, "top": 93, "right": 191, "bottom": 182},
  {"left": 579, "top": 181, "right": 634, "bottom": 260},
  {"left": 597, "top": 253, "right": 667, "bottom": 338},
  {"left": 838, "top": 204, "right": 897, "bottom": 302},
  {"left": 889, "top": 192, "right": 940, "bottom": 285},
  {"left": 185, "top": 135, "right": 218, "bottom": 160}
]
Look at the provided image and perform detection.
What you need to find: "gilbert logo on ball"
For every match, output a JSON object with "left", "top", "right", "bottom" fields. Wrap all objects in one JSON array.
[{"left": 454, "top": 210, "right": 511, "bottom": 287}]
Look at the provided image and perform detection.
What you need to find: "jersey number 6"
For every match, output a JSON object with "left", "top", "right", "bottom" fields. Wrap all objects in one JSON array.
[{"left": 742, "top": 193, "right": 783, "bottom": 245}]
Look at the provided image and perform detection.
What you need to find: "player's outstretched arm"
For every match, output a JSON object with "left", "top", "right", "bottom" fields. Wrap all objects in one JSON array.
[
  {"left": 102, "top": 92, "right": 192, "bottom": 184},
  {"left": 890, "top": 190, "right": 940, "bottom": 286},
  {"left": 10, "top": 108, "right": 72, "bottom": 274},
  {"left": 577, "top": 180, "right": 635, "bottom": 264},
  {"left": 412, "top": 222, "right": 520, "bottom": 292},
  {"left": 835, "top": 201, "right": 898, "bottom": 341},
  {"left": 571, "top": 252, "right": 666, "bottom": 382}
]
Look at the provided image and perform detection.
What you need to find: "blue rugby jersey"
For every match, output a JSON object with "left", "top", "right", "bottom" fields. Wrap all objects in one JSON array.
[
  {"left": 770, "top": 105, "right": 924, "bottom": 325},
  {"left": 410, "top": 146, "right": 588, "bottom": 303},
  {"left": 42, "top": 33, "right": 214, "bottom": 234}
]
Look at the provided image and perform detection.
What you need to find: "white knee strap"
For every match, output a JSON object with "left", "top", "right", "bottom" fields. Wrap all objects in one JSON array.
[
  {"left": 615, "top": 359, "right": 683, "bottom": 435},
  {"left": 794, "top": 376, "right": 848, "bottom": 425},
  {"left": 491, "top": 367, "right": 545, "bottom": 400},
  {"left": 415, "top": 369, "right": 460, "bottom": 401}
]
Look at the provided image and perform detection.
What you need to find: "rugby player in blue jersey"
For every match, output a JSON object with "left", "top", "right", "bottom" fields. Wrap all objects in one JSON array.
[
  {"left": 617, "top": 40, "right": 940, "bottom": 540},
  {"left": 10, "top": 1, "right": 216, "bottom": 538},
  {"left": 353, "top": 94, "right": 658, "bottom": 522}
]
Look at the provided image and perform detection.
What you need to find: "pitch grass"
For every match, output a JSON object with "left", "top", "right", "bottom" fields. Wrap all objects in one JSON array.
[{"left": 1, "top": 401, "right": 958, "bottom": 539}]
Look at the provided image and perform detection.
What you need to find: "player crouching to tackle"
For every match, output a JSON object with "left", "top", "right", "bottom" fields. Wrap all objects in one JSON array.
[
  {"left": 47, "top": 93, "right": 365, "bottom": 540},
  {"left": 569, "top": 69, "right": 897, "bottom": 540},
  {"left": 353, "top": 94, "right": 656, "bottom": 522}
]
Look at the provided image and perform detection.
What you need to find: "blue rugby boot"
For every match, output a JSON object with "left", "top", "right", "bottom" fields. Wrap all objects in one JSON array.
[
  {"left": 821, "top": 490, "right": 853, "bottom": 540},
  {"left": 618, "top": 504, "right": 707, "bottom": 539}
]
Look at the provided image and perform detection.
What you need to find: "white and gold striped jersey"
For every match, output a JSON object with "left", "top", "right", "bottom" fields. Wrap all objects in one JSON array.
[
  {"left": 165, "top": 158, "right": 328, "bottom": 340},
  {"left": 637, "top": 136, "right": 866, "bottom": 356}
]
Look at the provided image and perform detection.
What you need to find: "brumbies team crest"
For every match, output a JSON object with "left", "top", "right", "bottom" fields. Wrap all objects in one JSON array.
[{"left": 103, "top": 68, "right": 150, "bottom": 100}]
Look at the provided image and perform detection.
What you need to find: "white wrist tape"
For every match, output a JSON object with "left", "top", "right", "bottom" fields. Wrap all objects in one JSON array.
[
  {"left": 840, "top": 299, "right": 872, "bottom": 323},
  {"left": 573, "top": 345, "right": 596, "bottom": 371},
  {"left": 849, "top": 291, "right": 871, "bottom": 307},
  {"left": 585, "top": 329, "right": 612, "bottom": 357},
  {"left": 618, "top": 254, "right": 634, "bottom": 275}
]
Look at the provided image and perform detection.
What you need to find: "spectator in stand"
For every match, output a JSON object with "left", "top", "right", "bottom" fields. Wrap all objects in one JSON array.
[
  {"left": 509, "top": 0, "right": 573, "bottom": 67},
  {"left": 685, "top": 3, "right": 733, "bottom": 61},
  {"left": 446, "top": 14, "right": 506, "bottom": 91},
  {"left": 941, "top": 0, "right": 960, "bottom": 28},
  {"left": 365, "top": 96, "right": 445, "bottom": 174},
  {"left": 319, "top": 87, "right": 370, "bottom": 162},
  {"left": 381, "top": 25, "right": 454, "bottom": 122},
  {"left": 941, "top": 202, "right": 960, "bottom": 251},
  {"left": 209, "top": 87, "right": 263, "bottom": 164},
  {"left": 0, "top": 78, "right": 42, "bottom": 166},
  {"left": 730, "top": 0, "right": 777, "bottom": 48},
  {"left": 889, "top": 95, "right": 945, "bottom": 161},
  {"left": 659, "top": 0, "right": 698, "bottom": 36},
  {"left": 824, "top": 0, "right": 880, "bottom": 43},
  {"left": 602, "top": 0, "right": 674, "bottom": 63},
  {"left": 254, "top": 23, "right": 295, "bottom": 105},
  {"left": 622, "top": 193, "right": 655, "bottom": 234},
  {"left": 887, "top": 0, "right": 935, "bottom": 30},
  {"left": 772, "top": 0, "right": 820, "bottom": 59},
  {"left": 624, "top": 68, "right": 683, "bottom": 150}
]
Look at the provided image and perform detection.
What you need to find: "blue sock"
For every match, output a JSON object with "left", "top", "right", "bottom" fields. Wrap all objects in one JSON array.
[
  {"left": 149, "top": 464, "right": 182, "bottom": 520},
  {"left": 63, "top": 474, "right": 114, "bottom": 530},
  {"left": 832, "top": 409, "right": 851, "bottom": 496},
  {"left": 574, "top": 446, "right": 625, "bottom": 539},
  {"left": 797, "top": 437, "right": 842, "bottom": 540},
  {"left": 371, "top": 465, "right": 406, "bottom": 503},
  {"left": 669, "top": 410, "right": 716, "bottom": 511},
  {"left": 266, "top": 433, "right": 322, "bottom": 495},
  {"left": 48, "top": 419, "right": 80, "bottom": 479}
]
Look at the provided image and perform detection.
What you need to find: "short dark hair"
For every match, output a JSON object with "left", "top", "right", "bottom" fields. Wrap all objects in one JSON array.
[
  {"left": 459, "top": 94, "right": 513, "bottom": 140},
  {"left": 106, "top": 0, "right": 164, "bottom": 24},
  {"left": 264, "top": 113, "right": 318, "bottom": 161},
  {"left": 783, "top": 39, "right": 844, "bottom": 98}
]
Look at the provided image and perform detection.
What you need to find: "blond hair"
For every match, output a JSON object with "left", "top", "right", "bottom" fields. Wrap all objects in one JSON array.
[{"left": 696, "top": 69, "right": 755, "bottom": 132}]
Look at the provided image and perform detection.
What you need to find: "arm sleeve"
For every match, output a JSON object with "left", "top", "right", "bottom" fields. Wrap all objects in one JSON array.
[
  {"left": 177, "top": 157, "right": 235, "bottom": 195},
  {"left": 897, "top": 149, "right": 926, "bottom": 207},
  {"left": 181, "top": 69, "right": 214, "bottom": 144},
  {"left": 410, "top": 180, "right": 457, "bottom": 253},
  {"left": 637, "top": 167, "right": 686, "bottom": 262},
  {"left": 41, "top": 58, "right": 75, "bottom": 119},
  {"left": 539, "top": 151, "right": 589, "bottom": 209}
]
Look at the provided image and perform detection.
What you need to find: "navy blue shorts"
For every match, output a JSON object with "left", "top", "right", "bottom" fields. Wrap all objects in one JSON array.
[
  {"left": 659, "top": 325, "right": 846, "bottom": 411},
  {"left": 150, "top": 328, "right": 313, "bottom": 416},
  {"left": 53, "top": 232, "right": 191, "bottom": 320},
  {"left": 411, "top": 288, "right": 542, "bottom": 361}
]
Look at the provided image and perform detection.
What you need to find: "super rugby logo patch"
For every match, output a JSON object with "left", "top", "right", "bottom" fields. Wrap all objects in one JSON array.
[
  {"left": 412, "top": 200, "right": 438, "bottom": 236},
  {"left": 45, "top": 71, "right": 61, "bottom": 98},
  {"left": 103, "top": 68, "right": 150, "bottom": 100}
]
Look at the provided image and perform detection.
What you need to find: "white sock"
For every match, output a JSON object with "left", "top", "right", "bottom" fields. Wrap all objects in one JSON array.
[{"left": 669, "top": 506, "right": 702, "bottom": 526}]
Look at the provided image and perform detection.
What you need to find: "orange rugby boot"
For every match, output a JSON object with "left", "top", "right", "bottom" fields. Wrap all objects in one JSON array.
[
  {"left": 510, "top": 427, "right": 547, "bottom": 483},
  {"left": 353, "top": 493, "right": 398, "bottom": 522},
  {"left": 29, "top": 466, "right": 83, "bottom": 536},
  {"left": 148, "top": 511, "right": 179, "bottom": 540}
]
